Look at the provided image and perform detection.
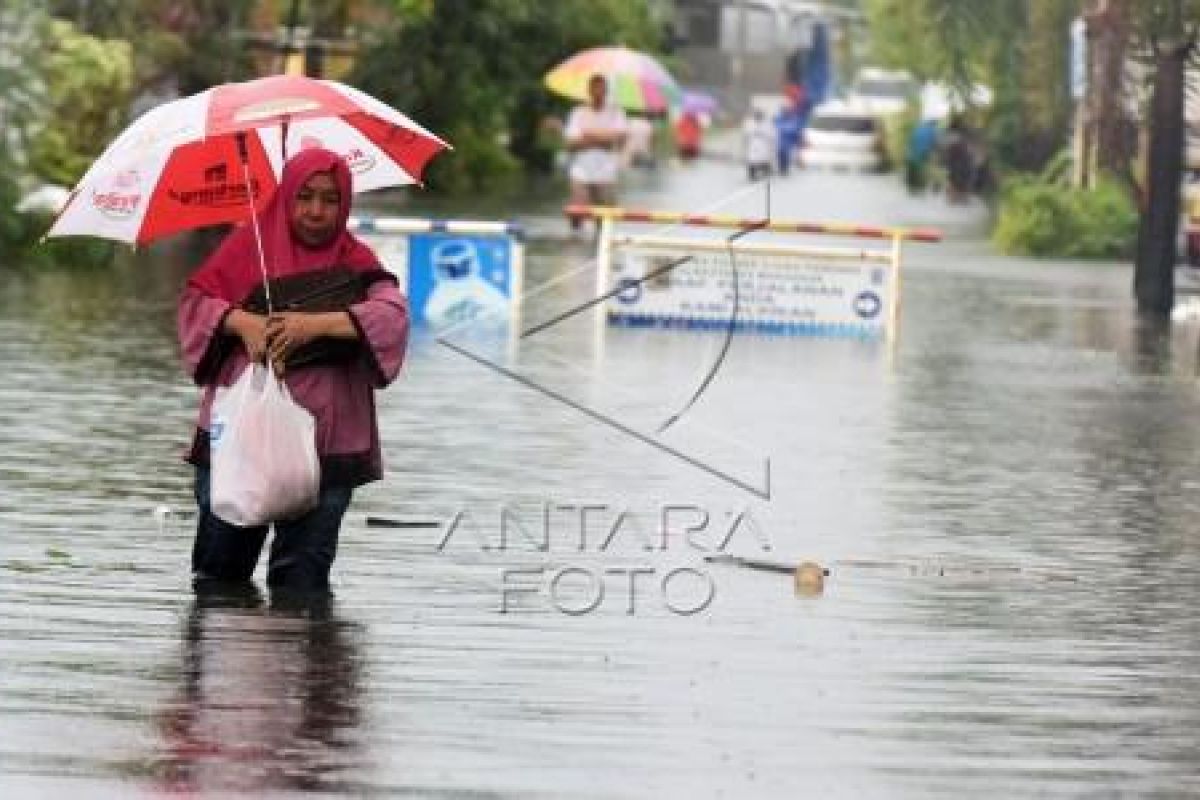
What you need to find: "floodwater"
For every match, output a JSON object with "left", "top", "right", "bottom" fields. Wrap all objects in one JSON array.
[{"left": 3, "top": 156, "right": 1200, "bottom": 798}]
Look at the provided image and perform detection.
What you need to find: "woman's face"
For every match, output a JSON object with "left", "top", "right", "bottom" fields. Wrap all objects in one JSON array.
[{"left": 291, "top": 170, "right": 342, "bottom": 247}]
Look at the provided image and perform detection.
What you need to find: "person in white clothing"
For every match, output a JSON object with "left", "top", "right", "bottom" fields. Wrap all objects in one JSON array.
[
  {"left": 564, "top": 74, "right": 628, "bottom": 231},
  {"left": 742, "top": 108, "right": 775, "bottom": 182}
]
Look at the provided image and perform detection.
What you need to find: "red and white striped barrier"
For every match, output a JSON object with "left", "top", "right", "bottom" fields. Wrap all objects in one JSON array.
[{"left": 565, "top": 204, "right": 943, "bottom": 243}]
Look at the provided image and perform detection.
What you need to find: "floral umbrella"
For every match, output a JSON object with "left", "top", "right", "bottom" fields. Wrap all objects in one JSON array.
[
  {"left": 46, "top": 74, "right": 450, "bottom": 246},
  {"left": 544, "top": 46, "right": 681, "bottom": 113}
]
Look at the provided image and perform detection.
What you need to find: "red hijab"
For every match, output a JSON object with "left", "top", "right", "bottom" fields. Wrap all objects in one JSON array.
[{"left": 189, "top": 147, "right": 381, "bottom": 302}]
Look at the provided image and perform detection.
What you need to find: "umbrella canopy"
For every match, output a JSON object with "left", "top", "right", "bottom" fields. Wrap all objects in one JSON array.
[
  {"left": 544, "top": 46, "right": 681, "bottom": 113},
  {"left": 681, "top": 89, "right": 719, "bottom": 116},
  {"left": 47, "top": 74, "right": 449, "bottom": 246}
]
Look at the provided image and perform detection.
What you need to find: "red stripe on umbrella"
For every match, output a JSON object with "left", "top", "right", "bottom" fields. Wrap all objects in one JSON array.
[
  {"left": 139, "top": 133, "right": 276, "bottom": 244},
  {"left": 343, "top": 113, "right": 447, "bottom": 187}
]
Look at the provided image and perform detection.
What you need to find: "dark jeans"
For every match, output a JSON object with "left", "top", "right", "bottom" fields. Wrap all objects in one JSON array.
[{"left": 192, "top": 466, "right": 352, "bottom": 592}]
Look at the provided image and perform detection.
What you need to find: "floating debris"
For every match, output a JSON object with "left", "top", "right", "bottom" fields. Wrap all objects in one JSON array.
[
  {"left": 5, "top": 561, "right": 48, "bottom": 574},
  {"left": 705, "top": 554, "right": 829, "bottom": 597},
  {"left": 793, "top": 561, "right": 826, "bottom": 596},
  {"left": 706, "top": 553, "right": 1078, "bottom": 588},
  {"left": 704, "top": 553, "right": 800, "bottom": 574},
  {"left": 365, "top": 515, "right": 442, "bottom": 529}
]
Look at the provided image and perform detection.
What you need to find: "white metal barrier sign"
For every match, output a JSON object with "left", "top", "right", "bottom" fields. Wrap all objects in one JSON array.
[{"left": 606, "top": 237, "right": 897, "bottom": 337}]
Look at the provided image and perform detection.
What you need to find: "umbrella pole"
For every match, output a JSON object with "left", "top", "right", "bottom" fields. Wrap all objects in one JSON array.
[{"left": 235, "top": 132, "right": 274, "bottom": 316}]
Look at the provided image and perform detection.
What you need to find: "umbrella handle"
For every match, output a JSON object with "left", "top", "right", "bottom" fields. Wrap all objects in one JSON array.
[{"left": 236, "top": 132, "right": 273, "bottom": 316}]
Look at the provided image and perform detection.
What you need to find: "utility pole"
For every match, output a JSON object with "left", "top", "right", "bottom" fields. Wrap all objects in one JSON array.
[
  {"left": 235, "top": 0, "right": 355, "bottom": 79},
  {"left": 1079, "top": 0, "right": 1108, "bottom": 189},
  {"left": 1076, "top": 1, "right": 1133, "bottom": 188},
  {"left": 280, "top": 0, "right": 303, "bottom": 74},
  {"left": 1092, "top": 0, "right": 1132, "bottom": 180},
  {"left": 1133, "top": 0, "right": 1194, "bottom": 316},
  {"left": 1070, "top": 15, "right": 1089, "bottom": 187}
]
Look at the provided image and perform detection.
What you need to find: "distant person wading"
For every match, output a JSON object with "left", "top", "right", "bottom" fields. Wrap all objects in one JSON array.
[{"left": 564, "top": 73, "right": 629, "bottom": 231}]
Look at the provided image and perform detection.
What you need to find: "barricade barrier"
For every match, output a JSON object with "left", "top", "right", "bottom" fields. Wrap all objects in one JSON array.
[
  {"left": 567, "top": 204, "right": 942, "bottom": 342},
  {"left": 348, "top": 215, "right": 524, "bottom": 329}
]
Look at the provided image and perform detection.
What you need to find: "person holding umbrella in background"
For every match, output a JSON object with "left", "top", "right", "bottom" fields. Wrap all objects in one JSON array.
[
  {"left": 544, "top": 46, "right": 681, "bottom": 229},
  {"left": 563, "top": 73, "right": 629, "bottom": 232}
]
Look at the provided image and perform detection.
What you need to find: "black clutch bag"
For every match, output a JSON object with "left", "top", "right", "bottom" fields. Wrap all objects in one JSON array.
[{"left": 241, "top": 267, "right": 367, "bottom": 369}]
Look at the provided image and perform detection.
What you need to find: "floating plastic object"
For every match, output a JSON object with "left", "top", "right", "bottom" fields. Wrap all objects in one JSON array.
[{"left": 793, "top": 561, "right": 826, "bottom": 596}]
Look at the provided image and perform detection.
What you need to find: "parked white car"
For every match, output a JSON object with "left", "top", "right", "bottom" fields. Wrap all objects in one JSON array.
[{"left": 800, "top": 100, "right": 884, "bottom": 171}]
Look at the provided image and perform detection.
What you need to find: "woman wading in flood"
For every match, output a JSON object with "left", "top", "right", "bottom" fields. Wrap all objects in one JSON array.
[{"left": 178, "top": 147, "right": 408, "bottom": 594}]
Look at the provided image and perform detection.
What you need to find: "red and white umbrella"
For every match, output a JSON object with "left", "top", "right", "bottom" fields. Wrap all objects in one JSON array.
[{"left": 47, "top": 74, "right": 450, "bottom": 246}]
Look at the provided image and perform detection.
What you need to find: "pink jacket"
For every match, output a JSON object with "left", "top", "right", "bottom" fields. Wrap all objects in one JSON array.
[{"left": 178, "top": 277, "right": 409, "bottom": 488}]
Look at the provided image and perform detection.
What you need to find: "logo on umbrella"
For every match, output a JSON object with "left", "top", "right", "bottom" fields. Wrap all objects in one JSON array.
[
  {"left": 92, "top": 169, "right": 142, "bottom": 219},
  {"left": 167, "top": 163, "right": 261, "bottom": 209},
  {"left": 300, "top": 136, "right": 376, "bottom": 175},
  {"left": 344, "top": 147, "right": 376, "bottom": 175}
]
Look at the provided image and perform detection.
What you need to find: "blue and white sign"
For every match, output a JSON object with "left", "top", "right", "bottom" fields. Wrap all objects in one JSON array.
[
  {"left": 407, "top": 234, "right": 514, "bottom": 327},
  {"left": 1070, "top": 17, "right": 1086, "bottom": 102},
  {"left": 607, "top": 242, "right": 896, "bottom": 337},
  {"left": 350, "top": 217, "right": 523, "bottom": 329}
]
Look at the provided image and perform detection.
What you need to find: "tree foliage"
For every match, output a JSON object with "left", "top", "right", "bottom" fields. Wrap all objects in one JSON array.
[
  {"left": 1129, "top": 0, "right": 1200, "bottom": 44},
  {"left": 350, "top": 0, "right": 664, "bottom": 193},
  {"left": 43, "top": 0, "right": 257, "bottom": 94},
  {"left": 26, "top": 19, "right": 133, "bottom": 187},
  {"left": 994, "top": 172, "right": 1137, "bottom": 258},
  {"left": 864, "top": 0, "right": 1076, "bottom": 171},
  {"left": 0, "top": 0, "right": 50, "bottom": 169},
  {"left": 151, "top": 1, "right": 259, "bottom": 95},
  {"left": 0, "top": 8, "right": 117, "bottom": 266}
]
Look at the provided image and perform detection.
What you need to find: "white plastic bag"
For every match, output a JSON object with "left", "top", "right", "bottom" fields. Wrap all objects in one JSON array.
[{"left": 209, "top": 363, "right": 321, "bottom": 527}]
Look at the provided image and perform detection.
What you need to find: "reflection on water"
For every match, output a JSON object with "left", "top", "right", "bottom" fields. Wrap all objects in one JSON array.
[
  {"left": 154, "top": 586, "right": 364, "bottom": 795},
  {"left": 3, "top": 167, "right": 1200, "bottom": 797}
]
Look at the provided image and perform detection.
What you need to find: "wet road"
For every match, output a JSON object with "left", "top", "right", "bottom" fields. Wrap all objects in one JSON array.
[{"left": 2, "top": 157, "right": 1200, "bottom": 798}]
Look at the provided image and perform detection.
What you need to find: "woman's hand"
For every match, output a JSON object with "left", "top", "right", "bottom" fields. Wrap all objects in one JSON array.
[
  {"left": 224, "top": 309, "right": 269, "bottom": 363},
  {"left": 261, "top": 312, "right": 358, "bottom": 376},
  {"left": 265, "top": 312, "right": 319, "bottom": 373},
  {"left": 571, "top": 130, "right": 621, "bottom": 151},
  {"left": 592, "top": 129, "right": 624, "bottom": 149}
]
